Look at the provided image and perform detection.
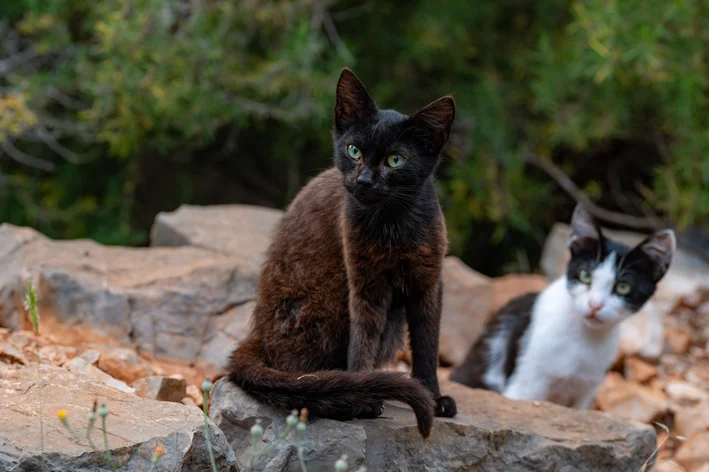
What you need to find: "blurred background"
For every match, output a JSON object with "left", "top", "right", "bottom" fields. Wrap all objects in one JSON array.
[{"left": 1, "top": 0, "right": 707, "bottom": 276}]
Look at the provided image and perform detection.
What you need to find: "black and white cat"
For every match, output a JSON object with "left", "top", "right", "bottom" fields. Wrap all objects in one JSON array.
[{"left": 449, "top": 204, "right": 675, "bottom": 409}]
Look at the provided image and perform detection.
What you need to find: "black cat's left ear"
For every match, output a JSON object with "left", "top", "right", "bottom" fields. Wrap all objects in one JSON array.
[
  {"left": 627, "top": 229, "right": 676, "bottom": 282},
  {"left": 334, "top": 68, "right": 376, "bottom": 131},
  {"left": 412, "top": 96, "right": 455, "bottom": 155}
]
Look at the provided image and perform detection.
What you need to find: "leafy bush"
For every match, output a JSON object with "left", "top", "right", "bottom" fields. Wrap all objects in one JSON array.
[{"left": 1, "top": 0, "right": 707, "bottom": 273}]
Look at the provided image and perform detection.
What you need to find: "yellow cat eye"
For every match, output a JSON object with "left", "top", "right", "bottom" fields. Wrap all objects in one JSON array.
[
  {"left": 387, "top": 154, "right": 406, "bottom": 168},
  {"left": 615, "top": 281, "right": 632, "bottom": 295},
  {"left": 347, "top": 144, "right": 362, "bottom": 160},
  {"left": 578, "top": 268, "right": 592, "bottom": 284}
]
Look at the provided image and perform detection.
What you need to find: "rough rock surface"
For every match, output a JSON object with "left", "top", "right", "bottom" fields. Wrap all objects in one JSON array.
[
  {"left": 0, "top": 364, "right": 236, "bottom": 471},
  {"left": 210, "top": 377, "right": 655, "bottom": 472},
  {"left": 0, "top": 223, "right": 255, "bottom": 369},
  {"left": 133, "top": 375, "right": 187, "bottom": 402},
  {"left": 150, "top": 204, "right": 284, "bottom": 294},
  {"left": 439, "top": 257, "right": 492, "bottom": 365}
]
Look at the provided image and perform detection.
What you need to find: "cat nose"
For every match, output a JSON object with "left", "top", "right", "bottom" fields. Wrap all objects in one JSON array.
[
  {"left": 588, "top": 300, "right": 604, "bottom": 313},
  {"left": 357, "top": 169, "right": 373, "bottom": 186}
]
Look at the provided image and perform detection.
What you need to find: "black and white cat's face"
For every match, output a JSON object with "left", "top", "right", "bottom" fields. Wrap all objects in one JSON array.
[
  {"left": 565, "top": 205, "right": 676, "bottom": 329},
  {"left": 332, "top": 68, "right": 455, "bottom": 206}
]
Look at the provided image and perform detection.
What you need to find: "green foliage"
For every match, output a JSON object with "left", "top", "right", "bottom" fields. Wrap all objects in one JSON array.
[{"left": 1, "top": 0, "right": 707, "bottom": 273}]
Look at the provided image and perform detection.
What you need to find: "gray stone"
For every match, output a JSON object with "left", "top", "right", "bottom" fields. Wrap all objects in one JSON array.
[
  {"left": 150, "top": 203, "right": 284, "bottom": 294},
  {"left": 0, "top": 224, "right": 254, "bottom": 368},
  {"left": 68, "top": 357, "right": 135, "bottom": 394},
  {"left": 0, "top": 364, "right": 236, "bottom": 471},
  {"left": 440, "top": 257, "right": 492, "bottom": 366},
  {"left": 210, "top": 377, "right": 656, "bottom": 472},
  {"left": 133, "top": 375, "right": 187, "bottom": 403}
]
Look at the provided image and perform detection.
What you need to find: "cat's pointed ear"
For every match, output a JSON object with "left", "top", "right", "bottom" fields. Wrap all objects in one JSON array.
[
  {"left": 412, "top": 96, "right": 456, "bottom": 155},
  {"left": 334, "top": 68, "right": 376, "bottom": 131},
  {"left": 568, "top": 204, "right": 602, "bottom": 256},
  {"left": 626, "top": 229, "right": 676, "bottom": 282}
]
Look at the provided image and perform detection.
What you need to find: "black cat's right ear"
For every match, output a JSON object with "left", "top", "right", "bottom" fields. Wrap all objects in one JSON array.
[
  {"left": 412, "top": 96, "right": 456, "bottom": 155},
  {"left": 334, "top": 68, "right": 376, "bottom": 131},
  {"left": 568, "top": 204, "right": 601, "bottom": 257}
]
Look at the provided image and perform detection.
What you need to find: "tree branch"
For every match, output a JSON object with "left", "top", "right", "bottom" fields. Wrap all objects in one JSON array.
[
  {"left": 525, "top": 153, "right": 667, "bottom": 230},
  {"left": 0, "top": 139, "right": 56, "bottom": 171}
]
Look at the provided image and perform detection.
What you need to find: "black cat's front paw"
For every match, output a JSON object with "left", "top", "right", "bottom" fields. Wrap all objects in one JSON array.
[
  {"left": 435, "top": 396, "right": 457, "bottom": 418},
  {"left": 354, "top": 402, "right": 384, "bottom": 419}
]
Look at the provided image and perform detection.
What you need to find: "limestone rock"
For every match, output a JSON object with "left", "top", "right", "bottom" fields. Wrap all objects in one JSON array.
[
  {"left": 133, "top": 375, "right": 187, "bottom": 403},
  {"left": 675, "top": 405, "right": 709, "bottom": 437},
  {"left": 0, "top": 223, "right": 254, "bottom": 369},
  {"left": 69, "top": 357, "right": 135, "bottom": 394},
  {"left": 210, "top": 378, "right": 655, "bottom": 472},
  {"left": 675, "top": 431, "right": 709, "bottom": 471},
  {"left": 440, "top": 257, "right": 492, "bottom": 365},
  {"left": 618, "top": 300, "right": 665, "bottom": 361},
  {"left": 187, "top": 384, "right": 204, "bottom": 407},
  {"left": 78, "top": 349, "right": 100, "bottom": 365},
  {"left": 96, "top": 346, "right": 157, "bottom": 384},
  {"left": 665, "top": 380, "right": 709, "bottom": 406},
  {"left": 595, "top": 372, "right": 668, "bottom": 423},
  {"left": 0, "top": 364, "right": 236, "bottom": 471},
  {"left": 624, "top": 357, "right": 658, "bottom": 384},
  {"left": 150, "top": 203, "right": 284, "bottom": 291}
]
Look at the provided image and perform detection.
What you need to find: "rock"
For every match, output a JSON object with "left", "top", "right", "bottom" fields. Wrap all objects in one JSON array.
[
  {"left": 665, "top": 324, "right": 693, "bottom": 355},
  {"left": 490, "top": 273, "right": 548, "bottom": 313},
  {"left": 624, "top": 357, "right": 658, "bottom": 384},
  {"left": 675, "top": 405, "right": 709, "bottom": 437},
  {"left": 686, "top": 361, "right": 709, "bottom": 388},
  {"left": 150, "top": 203, "right": 284, "bottom": 294},
  {"left": 210, "top": 378, "right": 655, "bottom": 472},
  {"left": 675, "top": 431, "right": 709, "bottom": 471},
  {"left": 619, "top": 300, "right": 665, "bottom": 361},
  {"left": 540, "top": 223, "right": 709, "bottom": 302},
  {"left": 96, "top": 346, "right": 157, "bottom": 384},
  {"left": 37, "top": 344, "right": 76, "bottom": 366},
  {"left": 595, "top": 372, "right": 669, "bottom": 423},
  {"left": 439, "top": 256, "right": 492, "bottom": 365},
  {"left": 187, "top": 384, "right": 204, "bottom": 407},
  {"left": 0, "top": 223, "right": 255, "bottom": 369},
  {"left": 133, "top": 375, "right": 187, "bottom": 403},
  {"left": 196, "top": 301, "right": 255, "bottom": 370},
  {"left": 69, "top": 357, "right": 135, "bottom": 394},
  {"left": 0, "top": 364, "right": 236, "bottom": 471},
  {"left": 0, "top": 342, "right": 29, "bottom": 365},
  {"left": 666, "top": 381, "right": 709, "bottom": 405},
  {"left": 78, "top": 349, "right": 100, "bottom": 365}
]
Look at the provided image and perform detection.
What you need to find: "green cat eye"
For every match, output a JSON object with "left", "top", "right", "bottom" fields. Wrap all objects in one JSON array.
[
  {"left": 347, "top": 144, "right": 362, "bottom": 160},
  {"left": 387, "top": 154, "right": 406, "bottom": 168},
  {"left": 615, "top": 281, "right": 632, "bottom": 295},
  {"left": 578, "top": 268, "right": 592, "bottom": 284}
]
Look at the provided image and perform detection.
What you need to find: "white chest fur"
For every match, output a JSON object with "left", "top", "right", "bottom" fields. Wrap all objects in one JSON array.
[{"left": 503, "top": 278, "right": 620, "bottom": 409}]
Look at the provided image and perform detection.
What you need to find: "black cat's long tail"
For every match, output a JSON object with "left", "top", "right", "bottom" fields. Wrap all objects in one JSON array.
[{"left": 228, "top": 339, "right": 436, "bottom": 438}]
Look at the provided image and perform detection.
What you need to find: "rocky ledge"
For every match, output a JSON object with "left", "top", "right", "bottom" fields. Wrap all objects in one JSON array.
[
  {"left": 210, "top": 377, "right": 655, "bottom": 472},
  {"left": 0, "top": 364, "right": 235, "bottom": 471}
]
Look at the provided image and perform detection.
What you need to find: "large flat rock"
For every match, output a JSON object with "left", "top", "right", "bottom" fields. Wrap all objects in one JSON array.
[
  {"left": 0, "top": 364, "right": 236, "bottom": 471},
  {"left": 210, "top": 377, "right": 655, "bottom": 471},
  {"left": 0, "top": 224, "right": 252, "bottom": 369}
]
